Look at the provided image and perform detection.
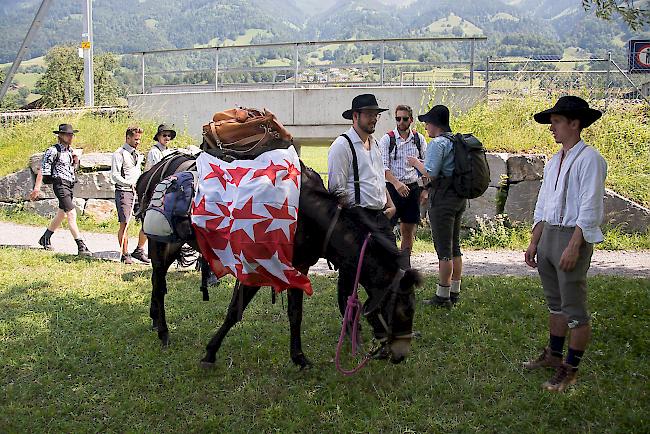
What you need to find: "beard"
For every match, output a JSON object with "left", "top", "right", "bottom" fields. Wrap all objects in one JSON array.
[{"left": 359, "top": 122, "right": 376, "bottom": 134}]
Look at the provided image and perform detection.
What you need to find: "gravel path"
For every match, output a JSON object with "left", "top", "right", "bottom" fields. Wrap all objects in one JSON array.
[{"left": 1, "top": 221, "right": 648, "bottom": 278}]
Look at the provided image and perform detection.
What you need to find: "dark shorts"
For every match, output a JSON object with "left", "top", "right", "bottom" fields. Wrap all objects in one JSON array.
[
  {"left": 537, "top": 223, "right": 593, "bottom": 327},
  {"left": 115, "top": 190, "right": 135, "bottom": 223},
  {"left": 387, "top": 182, "right": 422, "bottom": 225},
  {"left": 428, "top": 186, "right": 467, "bottom": 261},
  {"left": 52, "top": 179, "right": 75, "bottom": 212}
]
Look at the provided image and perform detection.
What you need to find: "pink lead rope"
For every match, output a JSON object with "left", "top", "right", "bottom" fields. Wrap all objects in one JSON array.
[{"left": 335, "top": 233, "right": 372, "bottom": 376}]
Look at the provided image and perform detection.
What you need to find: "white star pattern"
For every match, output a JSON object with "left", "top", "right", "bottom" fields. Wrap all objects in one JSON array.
[
  {"left": 237, "top": 252, "right": 259, "bottom": 276},
  {"left": 212, "top": 242, "right": 237, "bottom": 274},
  {"left": 256, "top": 251, "right": 291, "bottom": 283}
]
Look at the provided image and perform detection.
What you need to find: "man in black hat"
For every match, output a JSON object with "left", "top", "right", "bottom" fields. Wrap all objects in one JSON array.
[
  {"left": 408, "top": 105, "right": 465, "bottom": 308},
  {"left": 523, "top": 95, "right": 607, "bottom": 392},
  {"left": 145, "top": 124, "right": 176, "bottom": 171},
  {"left": 327, "top": 93, "right": 398, "bottom": 317},
  {"left": 29, "top": 124, "right": 92, "bottom": 256}
]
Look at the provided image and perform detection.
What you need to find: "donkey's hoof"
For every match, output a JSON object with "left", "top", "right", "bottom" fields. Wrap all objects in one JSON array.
[
  {"left": 159, "top": 334, "right": 170, "bottom": 348},
  {"left": 200, "top": 359, "right": 216, "bottom": 370},
  {"left": 293, "top": 353, "right": 312, "bottom": 370}
]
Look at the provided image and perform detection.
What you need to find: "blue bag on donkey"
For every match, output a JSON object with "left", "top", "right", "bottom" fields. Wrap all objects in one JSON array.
[{"left": 143, "top": 171, "right": 198, "bottom": 242}]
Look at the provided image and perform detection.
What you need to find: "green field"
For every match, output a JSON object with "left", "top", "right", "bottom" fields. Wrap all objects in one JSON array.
[{"left": 0, "top": 247, "right": 647, "bottom": 432}]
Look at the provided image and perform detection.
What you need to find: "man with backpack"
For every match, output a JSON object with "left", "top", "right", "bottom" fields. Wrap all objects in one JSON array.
[
  {"left": 29, "top": 123, "right": 92, "bottom": 256},
  {"left": 523, "top": 96, "right": 607, "bottom": 392},
  {"left": 328, "top": 93, "right": 397, "bottom": 318},
  {"left": 110, "top": 126, "right": 149, "bottom": 265},
  {"left": 378, "top": 104, "right": 428, "bottom": 268},
  {"left": 408, "top": 105, "right": 478, "bottom": 308}
]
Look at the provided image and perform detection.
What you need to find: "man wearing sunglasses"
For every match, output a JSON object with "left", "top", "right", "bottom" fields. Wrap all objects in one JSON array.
[
  {"left": 145, "top": 124, "right": 176, "bottom": 171},
  {"left": 378, "top": 105, "right": 428, "bottom": 268}
]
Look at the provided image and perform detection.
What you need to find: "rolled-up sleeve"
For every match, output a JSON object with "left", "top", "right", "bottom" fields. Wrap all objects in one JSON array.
[
  {"left": 378, "top": 134, "right": 390, "bottom": 171},
  {"left": 327, "top": 138, "right": 351, "bottom": 194},
  {"left": 424, "top": 137, "right": 445, "bottom": 178},
  {"left": 576, "top": 154, "right": 608, "bottom": 243}
]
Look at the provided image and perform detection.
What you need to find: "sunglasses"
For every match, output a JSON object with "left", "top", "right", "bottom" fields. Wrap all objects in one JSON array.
[
  {"left": 161, "top": 133, "right": 173, "bottom": 138},
  {"left": 395, "top": 116, "right": 411, "bottom": 122}
]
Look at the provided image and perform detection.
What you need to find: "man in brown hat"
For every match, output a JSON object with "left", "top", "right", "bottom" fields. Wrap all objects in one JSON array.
[
  {"left": 145, "top": 124, "right": 176, "bottom": 171},
  {"left": 523, "top": 95, "right": 607, "bottom": 392},
  {"left": 30, "top": 124, "right": 92, "bottom": 256},
  {"left": 407, "top": 105, "right": 466, "bottom": 308},
  {"left": 327, "top": 93, "right": 398, "bottom": 317}
]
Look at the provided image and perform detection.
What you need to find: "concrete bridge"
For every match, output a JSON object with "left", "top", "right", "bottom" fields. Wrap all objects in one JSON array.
[{"left": 127, "top": 85, "right": 485, "bottom": 147}]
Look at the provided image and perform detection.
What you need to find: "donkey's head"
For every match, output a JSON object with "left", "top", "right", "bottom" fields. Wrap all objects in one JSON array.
[{"left": 298, "top": 166, "right": 420, "bottom": 363}]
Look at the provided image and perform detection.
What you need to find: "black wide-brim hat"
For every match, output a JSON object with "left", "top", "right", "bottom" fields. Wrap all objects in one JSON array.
[
  {"left": 153, "top": 123, "right": 177, "bottom": 141},
  {"left": 418, "top": 105, "right": 452, "bottom": 132},
  {"left": 534, "top": 95, "right": 602, "bottom": 128},
  {"left": 52, "top": 123, "right": 78, "bottom": 134},
  {"left": 342, "top": 93, "right": 388, "bottom": 120}
]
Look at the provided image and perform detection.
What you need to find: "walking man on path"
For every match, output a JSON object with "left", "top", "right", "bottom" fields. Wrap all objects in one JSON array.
[
  {"left": 378, "top": 104, "right": 428, "bottom": 268},
  {"left": 523, "top": 95, "right": 607, "bottom": 392},
  {"left": 408, "top": 105, "right": 466, "bottom": 308},
  {"left": 327, "top": 93, "right": 397, "bottom": 317},
  {"left": 110, "top": 126, "right": 149, "bottom": 264},
  {"left": 144, "top": 124, "right": 176, "bottom": 171},
  {"left": 30, "top": 123, "right": 92, "bottom": 256}
]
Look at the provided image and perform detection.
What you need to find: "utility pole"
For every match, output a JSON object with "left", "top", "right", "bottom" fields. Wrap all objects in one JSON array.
[
  {"left": 0, "top": 0, "right": 53, "bottom": 103},
  {"left": 82, "top": 0, "right": 94, "bottom": 107}
]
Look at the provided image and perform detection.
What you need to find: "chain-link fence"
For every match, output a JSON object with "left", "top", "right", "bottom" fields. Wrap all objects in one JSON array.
[{"left": 485, "top": 54, "right": 650, "bottom": 108}]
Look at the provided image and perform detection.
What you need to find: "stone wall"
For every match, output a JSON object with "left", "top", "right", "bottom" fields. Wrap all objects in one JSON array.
[{"left": 1, "top": 151, "right": 649, "bottom": 233}]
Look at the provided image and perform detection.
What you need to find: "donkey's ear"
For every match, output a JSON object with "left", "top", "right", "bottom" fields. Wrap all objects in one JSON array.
[{"left": 400, "top": 268, "right": 423, "bottom": 290}]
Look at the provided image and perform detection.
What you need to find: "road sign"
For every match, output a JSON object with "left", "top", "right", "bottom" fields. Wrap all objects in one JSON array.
[
  {"left": 81, "top": 41, "right": 91, "bottom": 49},
  {"left": 628, "top": 39, "right": 650, "bottom": 73}
]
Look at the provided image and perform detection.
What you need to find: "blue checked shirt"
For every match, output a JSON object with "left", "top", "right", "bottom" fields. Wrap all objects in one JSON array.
[
  {"left": 41, "top": 143, "right": 76, "bottom": 183},
  {"left": 378, "top": 129, "right": 428, "bottom": 184}
]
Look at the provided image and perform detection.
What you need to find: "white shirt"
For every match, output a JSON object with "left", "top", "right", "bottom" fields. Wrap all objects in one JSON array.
[
  {"left": 327, "top": 127, "right": 387, "bottom": 210},
  {"left": 144, "top": 142, "right": 170, "bottom": 171},
  {"left": 110, "top": 144, "right": 144, "bottom": 191},
  {"left": 378, "top": 128, "right": 428, "bottom": 184},
  {"left": 533, "top": 140, "right": 608, "bottom": 243}
]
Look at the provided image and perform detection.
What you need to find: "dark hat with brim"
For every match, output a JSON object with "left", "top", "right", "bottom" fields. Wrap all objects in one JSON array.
[
  {"left": 154, "top": 124, "right": 177, "bottom": 141},
  {"left": 53, "top": 123, "right": 78, "bottom": 134},
  {"left": 533, "top": 95, "right": 602, "bottom": 128},
  {"left": 417, "top": 105, "right": 452, "bottom": 132},
  {"left": 342, "top": 93, "right": 388, "bottom": 120}
]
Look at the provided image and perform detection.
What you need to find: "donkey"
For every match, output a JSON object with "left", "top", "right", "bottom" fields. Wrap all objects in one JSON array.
[{"left": 136, "top": 150, "right": 420, "bottom": 368}]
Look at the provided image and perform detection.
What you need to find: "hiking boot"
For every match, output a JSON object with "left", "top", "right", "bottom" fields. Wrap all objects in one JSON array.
[
  {"left": 523, "top": 347, "right": 562, "bottom": 370},
  {"left": 76, "top": 240, "right": 92, "bottom": 257},
  {"left": 131, "top": 247, "right": 150, "bottom": 263},
  {"left": 121, "top": 254, "right": 133, "bottom": 265},
  {"left": 38, "top": 233, "right": 52, "bottom": 250},
  {"left": 423, "top": 295, "right": 453, "bottom": 309},
  {"left": 542, "top": 363, "right": 578, "bottom": 392},
  {"left": 450, "top": 292, "right": 460, "bottom": 305}
]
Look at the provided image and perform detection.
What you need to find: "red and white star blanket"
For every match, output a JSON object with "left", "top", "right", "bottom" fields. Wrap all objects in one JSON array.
[{"left": 191, "top": 146, "right": 312, "bottom": 295}]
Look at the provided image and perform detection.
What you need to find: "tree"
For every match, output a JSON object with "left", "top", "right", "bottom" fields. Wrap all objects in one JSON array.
[
  {"left": 582, "top": 0, "right": 650, "bottom": 30},
  {"left": 35, "top": 45, "right": 123, "bottom": 108}
]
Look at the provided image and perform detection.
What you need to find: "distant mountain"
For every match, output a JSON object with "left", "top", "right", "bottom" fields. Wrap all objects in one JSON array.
[{"left": 1, "top": 0, "right": 648, "bottom": 64}]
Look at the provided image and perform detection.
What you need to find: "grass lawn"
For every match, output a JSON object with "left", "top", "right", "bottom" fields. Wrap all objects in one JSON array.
[{"left": 1, "top": 248, "right": 648, "bottom": 432}]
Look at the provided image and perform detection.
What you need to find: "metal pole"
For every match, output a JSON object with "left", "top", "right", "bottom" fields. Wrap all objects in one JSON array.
[
  {"left": 485, "top": 56, "right": 490, "bottom": 96},
  {"left": 610, "top": 58, "right": 650, "bottom": 105},
  {"left": 294, "top": 43, "right": 299, "bottom": 88},
  {"left": 469, "top": 39, "right": 475, "bottom": 86},
  {"left": 214, "top": 48, "right": 220, "bottom": 91},
  {"left": 380, "top": 40, "right": 385, "bottom": 86},
  {"left": 0, "top": 0, "right": 54, "bottom": 102},
  {"left": 604, "top": 51, "right": 611, "bottom": 110},
  {"left": 82, "top": 0, "right": 94, "bottom": 107},
  {"left": 141, "top": 54, "right": 145, "bottom": 94}
]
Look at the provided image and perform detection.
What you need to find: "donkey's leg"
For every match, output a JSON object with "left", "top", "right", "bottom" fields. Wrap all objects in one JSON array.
[
  {"left": 199, "top": 256, "right": 210, "bottom": 301},
  {"left": 150, "top": 240, "right": 183, "bottom": 347},
  {"left": 201, "top": 283, "right": 260, "bottom": 368},
  {"left": 287, "top": 288, "right": 311, "bottom": 369}
]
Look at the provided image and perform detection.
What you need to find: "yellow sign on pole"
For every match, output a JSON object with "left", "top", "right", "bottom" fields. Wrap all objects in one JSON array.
[{"left": 81, "top": 41, "right": 91, "bottom": 49}]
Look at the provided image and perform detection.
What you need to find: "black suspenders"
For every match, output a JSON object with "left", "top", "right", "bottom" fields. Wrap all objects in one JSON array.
[{"left": 340, "top": 134, "right": 361, "bottom": 206}]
